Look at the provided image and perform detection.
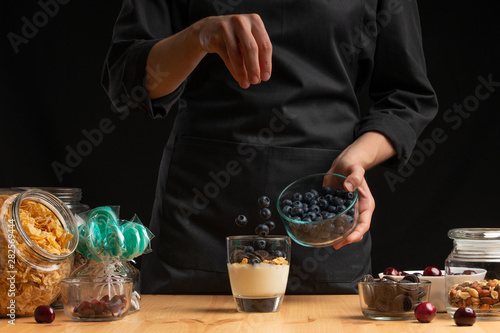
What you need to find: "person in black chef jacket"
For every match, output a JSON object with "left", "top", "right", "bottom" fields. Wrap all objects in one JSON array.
[{"left": 102, "top": 0, "right": 438, "bottom": 294}]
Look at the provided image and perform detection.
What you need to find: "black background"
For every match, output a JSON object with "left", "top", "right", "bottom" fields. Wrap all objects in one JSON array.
[{"left": 2, "top": 1, "right": 499, "bottom": 279}]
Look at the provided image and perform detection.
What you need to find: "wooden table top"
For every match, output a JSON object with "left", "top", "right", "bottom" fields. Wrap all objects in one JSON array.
[{"left": 1, "top": 295, "right": 498, "bottom": 332}]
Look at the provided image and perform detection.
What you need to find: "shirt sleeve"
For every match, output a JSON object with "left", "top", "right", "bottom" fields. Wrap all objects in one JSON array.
[
  {"left": 356, "top": 0, "right": 439, "bottom": 168},
  {"left": 101, "top": 0, "right": 185, "bottom": 119}
]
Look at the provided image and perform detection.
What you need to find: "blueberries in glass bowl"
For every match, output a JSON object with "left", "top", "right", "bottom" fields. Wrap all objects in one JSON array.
[{"left": 277, "top": 173, "right": 359, "bottom": 247}]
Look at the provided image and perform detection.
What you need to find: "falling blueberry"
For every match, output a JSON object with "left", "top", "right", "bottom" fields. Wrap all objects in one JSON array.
[
  {"left": 259, "top": 208, "right": 272, "bottom": 219},
  {"left": 255, "top": 223, "right": 270, "bottom": 236},
  {"left": 258, "top": 196, "right": 271, "bottom": 208},
  {"left": 265, "top": 221, "right": 275, "bottom": 230},
  {"left": 235, "top": 214, "right": 248, "bottom": 227}
]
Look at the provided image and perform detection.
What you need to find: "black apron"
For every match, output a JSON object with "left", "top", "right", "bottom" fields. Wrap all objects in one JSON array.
[
  {"left": 117, "top": 0, "right": 435, "bottom": 295},
  {"left": 140, "top": 134, "right": 371, "bottom": 295}
]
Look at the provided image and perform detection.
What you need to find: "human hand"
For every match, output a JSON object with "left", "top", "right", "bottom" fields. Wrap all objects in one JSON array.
[
  {"left": 325, "top": 132, "right": 395, "bottom": 249},
  {"left": 195, "top": 14, "right": 272, "bottom": 88},
  {"left": 325, "top": 164, "right": 374, "bottom": 250}
]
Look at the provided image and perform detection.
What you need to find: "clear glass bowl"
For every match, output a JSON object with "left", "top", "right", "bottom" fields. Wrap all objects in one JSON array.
[
  {"left": 61, "top": 277, "right": 132, "bottom": 321},
  {"left": 277, "top": 173, "right": 359, "bottom": 247},
  {"left": 445, "top": 228, "right": 500, "bottom": 319},
  {"left": 358, "top": 279, "right": 431, "bottom": 320}
]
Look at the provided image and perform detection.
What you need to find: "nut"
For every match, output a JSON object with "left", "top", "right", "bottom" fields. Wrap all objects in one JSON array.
[
  {"left": 469, "top": 288, "right": 479, "bottom": 298},
  {"left": 480, "top": 297, "right": 499, "bottom": 305},
  {"left": 479, "top": 289, "right": 491, "bottom": 297},
  {"left": 492, "top": 291, "right": 499, "bottom": 300},
  {"left": 480, "top": 303, "right": 491, "bottom": 310},
  {"left": 460, "top": 292, "right": 471, "bottom": 299}
]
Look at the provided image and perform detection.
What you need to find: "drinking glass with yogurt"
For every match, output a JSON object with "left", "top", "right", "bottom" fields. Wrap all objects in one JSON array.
[{"left": 226, "top": 235, "right": 291, "bottom": 312}]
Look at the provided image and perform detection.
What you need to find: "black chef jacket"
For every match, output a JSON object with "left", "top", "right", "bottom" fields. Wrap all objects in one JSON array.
[{"left": 102, "top": 0, "right": 438, "bottom": 294}]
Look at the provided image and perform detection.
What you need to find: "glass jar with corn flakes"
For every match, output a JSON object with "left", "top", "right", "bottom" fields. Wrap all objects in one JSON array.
[
  {"left": 445, "top": 228, "right": 500, "bottom": 319},
  {"left": 0, "top": 188, "right": 78, "bottom": 317}
]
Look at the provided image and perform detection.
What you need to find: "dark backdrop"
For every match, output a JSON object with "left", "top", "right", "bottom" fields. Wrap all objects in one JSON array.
[{"left": 2, "top": 1, "right": 499, "bottom": 277}]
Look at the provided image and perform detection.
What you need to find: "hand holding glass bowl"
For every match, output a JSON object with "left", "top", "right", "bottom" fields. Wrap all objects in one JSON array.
[
  {"left": 277, "top": 173, "right": 359, "bottom": 247},
  {"left": 226, "top": 235, "right": 291, "bottom": 313}
]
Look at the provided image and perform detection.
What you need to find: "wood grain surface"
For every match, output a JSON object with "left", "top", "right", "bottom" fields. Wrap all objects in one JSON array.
[{"left": 1, "top": 295, "right": 498, "bottom": 332}]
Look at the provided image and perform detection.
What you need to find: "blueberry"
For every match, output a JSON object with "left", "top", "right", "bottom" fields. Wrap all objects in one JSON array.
[
  {"left": 282, "top": 199, "right": 293, "bottom": 206},
  {"left": 310, "top": 199, "right": 318, "bottom": 206},
  {"left": 248, "top": 253, "right": 262, "bottom": 264},
  {"left": 335, "top": 225, "right": 345, "bottom": 234},
  {"left": 243, "top": 246, "right": 255, "bottom": 253},
  {"left": 309, "top": 205, "right": 320, "bottom": 214},
  {"left": 314, "top": 216, "right": 323, "bottom": 221},
  {"left": 259, "top": 208, "right": 272, "bottom": 219},
  {"left": 265, "top": 221, "right": 275, "bottom": 230},
  {"left": 318, "top": 199, "right": 329, "bottom": 209},
  {"left": 255, "top": 224, "right": 270, "bottom": 236},
  {"left": 324, "top": 212, "right": 336, "bottom": 219},
  {"left": 310, "top": 189, "right": 319, "bottom": 197},
  {"left": 347, "top": 208, "right": 355, "bottom": 217},
  {"left": 290, "top": 207, "right": 304, "bottom": 216},
  {"left": 302, "top": 203, "right": 309, "bottom": 212},
  {"left": 253, "top": 239, "right": 266, "bottom": 250},
  {"left": 322, "top": 186, "right": 333, "bottom": 194},
  {"left": 344, "top": 199, "right": 353, "bottom": 207},
  {"left": 292, "top": 216, "right": 302, "bottom": 221},
  {"left": 346, "top": 192, "right": 355, "bottom": 200},
  {"left": 327, "top": 205, "right": 336, "bottom": 213},
  {"left": 336, "top": 205, "right": 347, "bottom": 214},
  {"left": 282, "top": 205, "right": 292, "bottom": 215},
  {"left": 332, "top": 188, "right": 341, "bottom": 197},
  {"left": 272, "top": 250, "right": 284, "bottom": 258},
  {"left": 258, "top": 196, "right": 271, "bottom": 208},
  {"left": 302, "top": 218, "right": 312, "bottom": 222},
  {"left": 306, "top": 212, "right": 317, "bottom": 220},
  {"left": 292, "top": 192, "right": 303, "bottom": 201},
  {"left": 324, "top": 194, "right": 333, "bottom": 202},
  {"left": 235, "top": 215, "right": 248, "bottom": 227},
  {"left": 292, "top": 201, "right": 303, "bottom": 208},
  {"left": 331, "top": 196, "right": 344, "bottom": 207},
  {"left": 304, "top": 192, "right": 315, "bottom": 203}
]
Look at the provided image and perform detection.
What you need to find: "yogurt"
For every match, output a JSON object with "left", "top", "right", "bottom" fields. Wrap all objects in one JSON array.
[{"left": 227, "top": 261, "right": 290, "bottom": 297}]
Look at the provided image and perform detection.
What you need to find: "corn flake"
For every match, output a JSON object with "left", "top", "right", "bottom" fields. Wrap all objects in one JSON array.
[{"left": 1, "top": 195, "right": 73, "bottom": 317}]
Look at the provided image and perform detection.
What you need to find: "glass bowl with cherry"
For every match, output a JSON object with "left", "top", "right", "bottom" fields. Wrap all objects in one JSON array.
[
  {"left": 358, "top": 274, "right": 431, "bottom": 320},
  {"left": 379, "top": 266, "right": 487, "bottom": 313},
  {"left": 61, "top": 276, "right": 132, "bottom": 321}
]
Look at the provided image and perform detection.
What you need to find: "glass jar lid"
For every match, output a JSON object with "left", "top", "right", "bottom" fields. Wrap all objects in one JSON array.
[{"left": 448, "top": 228, "right": 500, "bottom": 240}]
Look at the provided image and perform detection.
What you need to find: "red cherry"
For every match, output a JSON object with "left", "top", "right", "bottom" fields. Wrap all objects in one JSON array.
[
  {"left": 414, "top": 302, "right": 436, "bottom": 323},
  {"left": 34, "top": 305, "right": 55, "bottom": 323},
  {"left": 383, "top": 267, "right": 399, "bottom": 276},
  {"left": 453, "top": 307, "right": 476, "bottom": 326},
  {"left": 423, "top": 266, "right": 442, "bottom": 276}
]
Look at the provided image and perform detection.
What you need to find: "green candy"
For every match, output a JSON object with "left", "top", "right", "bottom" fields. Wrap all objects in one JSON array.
[
  {"left": 88, "top": 206, "right": 118, "bottom": 236},
  {"left": 85, "top": 220, "right": 103, "bottom": 255},
  {"left": 135, "top": 223, "right": 150, "bottom": 254},
  {"left": 105, "top": 222, "right": 124, "bottom": 257},
  {"left": 121, "top": 222, "right": 141, "bottom": 260}
]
